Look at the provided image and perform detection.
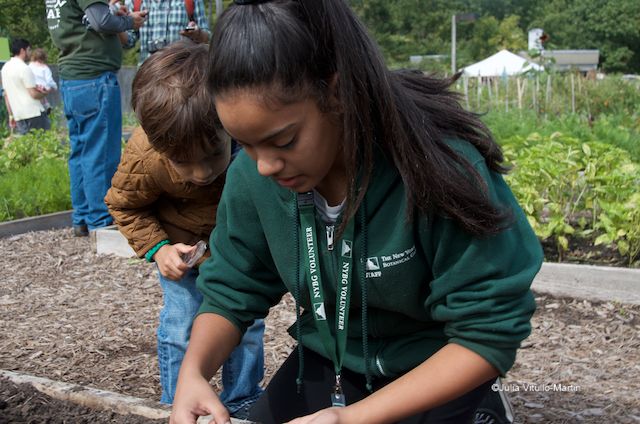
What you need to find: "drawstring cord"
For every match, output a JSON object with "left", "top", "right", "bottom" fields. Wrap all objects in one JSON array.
[
  {"left": 360, "top": 203, "right": 373, "bottom": 392},
  {"left": 293, "top": 197, "right": 304, "bottom": 393}
]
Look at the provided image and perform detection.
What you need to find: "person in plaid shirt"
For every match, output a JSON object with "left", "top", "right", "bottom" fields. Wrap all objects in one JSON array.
[{"left": 123, "top": 0, "right": 210, "bottom": 65}]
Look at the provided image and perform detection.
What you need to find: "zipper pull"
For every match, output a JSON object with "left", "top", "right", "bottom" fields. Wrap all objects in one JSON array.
[{"left": 326, "top": 225, "right": 334, "bottom": 251}]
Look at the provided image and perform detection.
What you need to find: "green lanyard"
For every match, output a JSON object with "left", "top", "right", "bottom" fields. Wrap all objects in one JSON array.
[{"left": 298, "top": 192, "right": 355, "bottom": 407}]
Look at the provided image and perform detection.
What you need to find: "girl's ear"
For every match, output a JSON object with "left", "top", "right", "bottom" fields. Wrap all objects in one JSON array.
[{"left": 327, "top": 73, "right": 342, "bottom": 113}]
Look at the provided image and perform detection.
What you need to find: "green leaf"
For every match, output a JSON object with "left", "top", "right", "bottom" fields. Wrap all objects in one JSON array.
[
  {"left": 557, "top": 236, "right": 569, "bottom": 251},
  {"left": 594, "top": 234, "right": 611, "bottom": 246},
  {"left": 617, "top": 240, "right": 629, "bottom": 255}
]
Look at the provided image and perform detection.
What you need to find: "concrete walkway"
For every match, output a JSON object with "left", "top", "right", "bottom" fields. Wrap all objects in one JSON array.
[{"left": 533, "top": 262, "right": 640, "bottom": 305}]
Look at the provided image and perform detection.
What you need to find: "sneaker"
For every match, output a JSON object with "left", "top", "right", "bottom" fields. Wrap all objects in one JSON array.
[
  {"left": 73, "top": 224, "right": 89, "bottom": 237},
  {"left": 473, "top": 378, "right": 514, "bottom": 424}
]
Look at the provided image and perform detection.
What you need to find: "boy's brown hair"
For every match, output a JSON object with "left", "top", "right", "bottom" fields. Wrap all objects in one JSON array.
[
  {"left": 132, "top": 40, "right": 225, "bottom": 161},
  {"left": 30, "top": 48, "right": 48, "bottom": 63}
]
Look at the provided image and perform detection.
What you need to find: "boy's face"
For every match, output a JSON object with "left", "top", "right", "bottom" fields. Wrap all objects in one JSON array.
[{"left": 168, "top": 140, "right": 231, "bottom": 186}]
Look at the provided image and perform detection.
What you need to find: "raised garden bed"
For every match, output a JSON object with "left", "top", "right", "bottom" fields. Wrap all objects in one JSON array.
[
  {"left": 0, "top": 376, "right": 165, "bottom": 424},
  {"left": 1, "top": 228, "right": 638, "bottom": 423}
]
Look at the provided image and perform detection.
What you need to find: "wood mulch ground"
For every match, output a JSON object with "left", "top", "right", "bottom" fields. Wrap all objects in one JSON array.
[{"left": 0, "top": 228, "right": 638, "bottom": 423}]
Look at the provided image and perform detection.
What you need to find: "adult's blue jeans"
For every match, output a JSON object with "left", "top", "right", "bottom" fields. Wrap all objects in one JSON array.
[
  {"left": 60, "top": 72, "right": 121, "bottom": 230},
  {"left": 157, "top": 267, "right": 265, "bottom": 412}
]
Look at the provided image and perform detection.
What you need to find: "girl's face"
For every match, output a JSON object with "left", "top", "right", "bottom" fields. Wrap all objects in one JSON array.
[{"left": 215, "top": 90, "right": 344, "bottom": 197}]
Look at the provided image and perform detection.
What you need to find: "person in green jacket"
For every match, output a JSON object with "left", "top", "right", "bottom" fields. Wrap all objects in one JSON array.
[{"left": 170, "top": 1, "right": 543, "bottom": 424}]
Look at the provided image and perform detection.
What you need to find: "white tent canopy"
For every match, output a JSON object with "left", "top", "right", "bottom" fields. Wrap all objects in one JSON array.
[{"left": 462, "top": 49, "right": 543, "bottom": 77}]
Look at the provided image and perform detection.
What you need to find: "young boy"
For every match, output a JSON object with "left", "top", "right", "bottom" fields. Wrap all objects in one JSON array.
[{"left": 104, "top": 41, "right": 264, "bottom": 418}]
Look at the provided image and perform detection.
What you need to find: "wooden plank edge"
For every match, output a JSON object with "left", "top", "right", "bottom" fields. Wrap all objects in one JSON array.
[{"left": 0, "top": 369, "right": 254, "bottom": 423}]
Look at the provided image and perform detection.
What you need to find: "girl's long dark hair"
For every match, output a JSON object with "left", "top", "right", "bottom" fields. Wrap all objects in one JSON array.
[{"left": 208, "top": 0, "right": 510, "bottom": 236}]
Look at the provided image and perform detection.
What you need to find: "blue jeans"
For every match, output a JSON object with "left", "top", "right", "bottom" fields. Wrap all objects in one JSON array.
[
  {"left": 157, "top": 267, "right": 265, "bottom": 411},
  {"left": 60, "top": 72, "right": 121, "bottom": 230},
  {"left": 15, "top": 112, "right": 50, "bottom": 135}
]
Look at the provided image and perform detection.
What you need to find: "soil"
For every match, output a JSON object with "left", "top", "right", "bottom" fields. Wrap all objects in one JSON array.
[
  {"left": 0, "top": 376, "right": 164, "bottom": 424},
  {"left": 1, "top": 228, "right": 639, "bottom": 423},
  {"left": 540, "top": 237, "right": 635, "bottom": 268}
]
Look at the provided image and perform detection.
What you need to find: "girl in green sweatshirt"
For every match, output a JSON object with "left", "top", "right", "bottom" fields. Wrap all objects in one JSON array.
[{"left": 170, "top": 1, "right": 543, "bottom": 423}]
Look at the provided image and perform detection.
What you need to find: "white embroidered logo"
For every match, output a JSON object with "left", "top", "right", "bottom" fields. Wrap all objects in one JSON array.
[
  {"left": 366, "top": 257, "right": 380, "bottom": 270},
  {"left": 313, "top": 302, "right": 327, "bottom": 321},
  {"left": 341, "top": 240, "right": 352, "bottom": 258}
]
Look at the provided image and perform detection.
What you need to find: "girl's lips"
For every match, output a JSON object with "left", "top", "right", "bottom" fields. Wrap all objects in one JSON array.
[{"left": 276, "top": 176, "right": 300, "bottom": 188}]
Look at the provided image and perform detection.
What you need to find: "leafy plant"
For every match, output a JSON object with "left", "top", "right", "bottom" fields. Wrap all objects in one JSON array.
[
  {"left": 484, "top": 109, "right": 640, "bottom": 162},
  {"left": 503, "top": 131, "right": 640, "bottom": 265},
  {"left": 0, "top": 129, "right": 70, "bottom": 221},
  {"left": 0, "top": 159, "right": 71, "bottom": 221},
  {"left": 0, "top": 130, "right": 68, "bottom": 175}
]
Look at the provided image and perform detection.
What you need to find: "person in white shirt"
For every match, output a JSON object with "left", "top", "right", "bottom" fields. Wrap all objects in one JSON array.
[
  {"left": 1, "top": 38, "right": 50, "bottom": 135},
  {"left": 28, "top": 48, "right": 58, "bottom": 115}
]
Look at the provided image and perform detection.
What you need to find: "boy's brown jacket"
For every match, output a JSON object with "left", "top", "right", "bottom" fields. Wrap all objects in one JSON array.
[{"left": 105, "top": 127, "right": 224, "bottom": 259}]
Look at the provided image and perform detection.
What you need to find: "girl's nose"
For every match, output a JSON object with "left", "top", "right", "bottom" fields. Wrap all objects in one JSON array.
[{"left": 256, "top": 153, "right": 284, "bottom": 177}]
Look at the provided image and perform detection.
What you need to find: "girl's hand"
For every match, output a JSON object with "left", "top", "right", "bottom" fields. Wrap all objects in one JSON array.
[
  {"left": 285, "top": 407, "right": 348, "bottom": 424},
  {"left": 154, "top": 243, "right": 193, "bottom": 281},
  {"left": 170, "top": 374, "right": 230, "bottom": 424}
]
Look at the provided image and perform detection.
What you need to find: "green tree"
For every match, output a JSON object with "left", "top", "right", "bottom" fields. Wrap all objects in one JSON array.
[
  {"left": 351, "top": 0, "right": 640, "bottom": 73},
  {"left": 532, "top": 0, "right": 640, "bottom": 72},
  {"left": 459, "top": 15, "right": 526, "bottom": 66},
  {"left": 465, "top": 16, "right": 500, "bottom": 60},
  {"left": 489, "top": 15, "right": 527, "bottom": 53},
  {"left": 0, "top": 0, "right": 55, "bottom": 61}
]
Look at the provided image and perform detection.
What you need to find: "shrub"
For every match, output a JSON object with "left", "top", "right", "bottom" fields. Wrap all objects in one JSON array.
[
  {"left": 0, "top": 130, "right": 68, "bottom": 174},
  {"left": 0, "top": 159, "right": 71, "bottom": 221},
  {"left": 0, "top": 130, "right": 70, "bottom": 221},
  {"left": 503, "top": 132, "right": 640, "bottom": 265}
]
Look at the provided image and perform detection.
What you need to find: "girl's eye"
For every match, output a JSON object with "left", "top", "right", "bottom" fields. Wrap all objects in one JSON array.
[{"left": 276, "top": 137, "right": 296, "bottom": 149}]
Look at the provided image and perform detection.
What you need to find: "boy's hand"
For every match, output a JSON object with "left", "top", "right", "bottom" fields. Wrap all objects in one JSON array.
[{"left": 154, "top": 243, "right": 193, "bottom": 281}]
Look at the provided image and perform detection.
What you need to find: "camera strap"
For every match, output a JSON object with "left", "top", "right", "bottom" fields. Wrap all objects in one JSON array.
[{"left": 133, "top": 0, "right": 195, "bottom": 21}]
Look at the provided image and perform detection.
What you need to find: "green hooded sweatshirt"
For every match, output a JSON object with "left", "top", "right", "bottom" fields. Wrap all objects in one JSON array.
[{"left": 197, "top": 139, "right": 543, "bottom": 378}]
